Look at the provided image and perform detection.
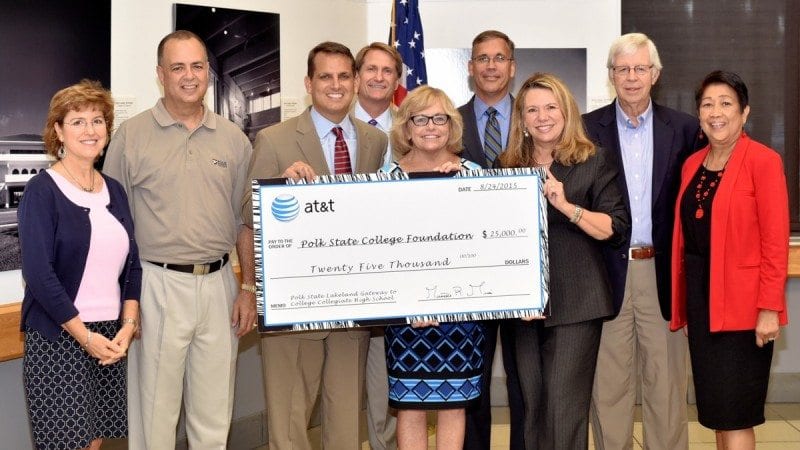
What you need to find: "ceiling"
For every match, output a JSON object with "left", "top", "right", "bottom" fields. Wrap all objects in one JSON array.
[{"left": 175, "top": 4, "right": 280, "bottom": 99}]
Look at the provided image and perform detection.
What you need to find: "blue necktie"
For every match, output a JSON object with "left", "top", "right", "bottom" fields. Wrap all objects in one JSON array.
[{"left": 484, "top": 107, "right": 502, "bottom": 164}]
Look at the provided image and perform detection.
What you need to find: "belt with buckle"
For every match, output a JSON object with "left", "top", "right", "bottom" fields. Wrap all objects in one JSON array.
[
  {"left": 628, "top": 246, "right": 655, "bottom": 260},
  {"left": 148, "top": 253, "right": 229, "bottom": 275}
]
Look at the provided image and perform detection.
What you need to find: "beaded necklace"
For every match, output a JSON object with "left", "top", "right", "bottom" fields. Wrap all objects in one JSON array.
[{"left": 693, "top": 151, "right": 730, "bottom": 220}]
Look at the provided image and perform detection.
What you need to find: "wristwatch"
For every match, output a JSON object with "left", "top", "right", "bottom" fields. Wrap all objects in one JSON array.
[{"left": 241, "top": 283, "right": 257, "bottom": 294}]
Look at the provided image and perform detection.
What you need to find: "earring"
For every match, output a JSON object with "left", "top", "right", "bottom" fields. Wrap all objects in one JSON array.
[
  {"left": 523, "top": 129, "right": 530, "bottom": 138},
  {"left": 57, "top": 146, "right": 66, "bottom": 159}
]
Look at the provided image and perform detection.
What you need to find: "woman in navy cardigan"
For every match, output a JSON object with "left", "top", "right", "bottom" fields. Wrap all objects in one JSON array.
[{"left": 18, "top": 80, "right": 141, "bottom": 450}]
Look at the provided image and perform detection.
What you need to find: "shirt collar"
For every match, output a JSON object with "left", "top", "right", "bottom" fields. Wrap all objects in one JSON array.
[
  {"left": 474, "top": 94, "right": 513, "bottom": 119},
  {"left": 152, "top": 98, "right": 216, "bottom": 130},
  {"left": 310, "top": 106, "right": 355, "bottom": 138},
  {"left": 615, "top": 98, "right": 652, "bottom": 129},
  {"left": 354, "top": 101, "right": 393, "bottom": 131}
]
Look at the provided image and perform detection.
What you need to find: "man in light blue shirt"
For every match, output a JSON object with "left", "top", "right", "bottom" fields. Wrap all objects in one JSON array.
[
  {"left": 583, "top": 33, "right": 702, "bottom": 450},
  {"left": 458, "top": 30, "right": 525, "bottom": 450},
  {"left": 310, "top": 106, "right": 359, "bottom": 172},
  {"left": 458, "top": 30, "right": 516, "bottom": 170},
  {"left": 616, "top": 100, "right": 654, "bottom": 248},
  {"left": 470, "top": 94, "right": 512, "bottom": 163}
]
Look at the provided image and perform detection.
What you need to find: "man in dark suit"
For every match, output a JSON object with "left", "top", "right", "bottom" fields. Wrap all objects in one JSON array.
[
  {"left": 458, "top": 30, "right": 524, "bottom": 450},
  {"left": 243, "top": 41, "right": 387, "bottom": 450},
  {"left": 583, "top": 33, "right": 702, "bottom": 450}
]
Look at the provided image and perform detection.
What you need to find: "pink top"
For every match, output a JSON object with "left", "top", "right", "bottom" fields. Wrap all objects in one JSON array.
[{"left": 48, "top": 169, "right": 129, "bottom": 322}]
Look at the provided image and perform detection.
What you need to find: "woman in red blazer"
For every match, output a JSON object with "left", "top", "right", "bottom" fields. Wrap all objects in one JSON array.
[{"left": 670, "top": 71, "right": 788, "bottom": 450}]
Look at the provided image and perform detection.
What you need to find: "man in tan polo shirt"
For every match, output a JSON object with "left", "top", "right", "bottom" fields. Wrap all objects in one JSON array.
[{"left": 103, "top": 30, "right": 256, "bottom": 449}]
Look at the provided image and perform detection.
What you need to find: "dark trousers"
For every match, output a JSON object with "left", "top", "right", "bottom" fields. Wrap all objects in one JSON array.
[
  {"left": 464, "top": 319, "right": 525, "bottom": 450},
  {"left": 515, "top": 319, "right": 603, "bottom": 450}
]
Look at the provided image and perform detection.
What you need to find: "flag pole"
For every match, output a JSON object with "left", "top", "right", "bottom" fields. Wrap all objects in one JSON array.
[{"left": 389, "top": 1, "right": 396, "bottom": 45}]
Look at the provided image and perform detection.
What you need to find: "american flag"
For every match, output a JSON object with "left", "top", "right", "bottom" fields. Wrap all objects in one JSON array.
[{"left": 390, "top": 0, "right": 427, "bottom": 105}]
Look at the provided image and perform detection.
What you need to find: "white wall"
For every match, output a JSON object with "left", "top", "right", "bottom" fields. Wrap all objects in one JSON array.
[
  {"left": 0, "top": 270, "right": 23, "bottom": 304},
  {"left": 775, "top": 279, "right": 800, "bottom": 372}
]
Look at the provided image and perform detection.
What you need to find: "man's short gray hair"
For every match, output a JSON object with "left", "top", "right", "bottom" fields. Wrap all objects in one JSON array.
[{"left": 606, "top": 32, "right": 662, "bottom": 71}]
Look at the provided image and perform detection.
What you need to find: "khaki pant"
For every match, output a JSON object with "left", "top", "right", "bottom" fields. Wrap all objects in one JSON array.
[
  {"left": 591, "top": 259, "right": 689, "bottom": 450},
  {"left": 127, "top": 262, "right": 238, "bottom": 450},
  {"left": 366, "top": 332, "right": 397, "bottom": 450},
  {"left": 262, "top": 329, "right": 369, "bottom": 450}
]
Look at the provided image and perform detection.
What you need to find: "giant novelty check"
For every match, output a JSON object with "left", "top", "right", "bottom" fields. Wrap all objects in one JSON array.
[{"left": 252, "top": 168, "right": 549, "bottom": 332}]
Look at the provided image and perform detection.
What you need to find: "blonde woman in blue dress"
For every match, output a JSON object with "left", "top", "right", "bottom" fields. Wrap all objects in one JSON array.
[{"left": 381, "top": 85, "right": 484, "bottom": 450}]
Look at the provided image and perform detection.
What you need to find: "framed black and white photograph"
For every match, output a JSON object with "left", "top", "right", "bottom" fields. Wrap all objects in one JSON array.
[
  {"left": 175, "top": 4, "right": 280, "bottom": 142},
  {"left": 0, "top": 0, "right": 112, "bottom": 278}
]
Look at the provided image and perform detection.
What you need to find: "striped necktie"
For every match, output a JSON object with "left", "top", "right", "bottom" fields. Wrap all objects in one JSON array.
[
  {"left": 483, "top": 107, "right": 502, "bottom": 165},
  {"left": 332, "top": 127, "right": 352, "bottom": 174}
]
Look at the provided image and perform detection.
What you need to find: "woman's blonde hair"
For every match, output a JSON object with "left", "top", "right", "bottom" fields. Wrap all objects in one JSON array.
[
  {"left": 390, "top": 85, "right": 464, "bottom": 156},
  {"left": 499, "top": 72, "right": 595, "bottom": 168}
]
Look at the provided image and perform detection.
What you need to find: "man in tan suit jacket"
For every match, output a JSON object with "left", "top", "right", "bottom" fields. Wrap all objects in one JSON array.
[{"left": 244, "top": 41, "right": 387, "bottom": 450}]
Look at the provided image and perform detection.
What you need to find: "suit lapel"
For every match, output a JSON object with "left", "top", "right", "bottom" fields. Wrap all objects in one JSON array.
[
  {"left": 353, "top": 119, "right": 373, "bottom": 173},
  {"left": 462, "top": 96, "right": 488, "bottom": 168},
  {"left": 596, "top": 103, "right": 630, "bottom": 207},
  {"left": 677, "top": 149, "right": 706, "bottom": 208},
  {"left": 651, "top": 104, "right": 676, "bottom": 207},
  {"left": 550, "top": 160, "right": 574, "bottom": 183},
  {"left": 296, "top": 109, "right": 330, "bottom": 175}
]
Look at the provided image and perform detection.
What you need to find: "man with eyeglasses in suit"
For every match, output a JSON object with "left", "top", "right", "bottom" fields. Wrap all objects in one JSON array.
[{"left": 458, "top": 29, "right": 524, "bottom": 450}]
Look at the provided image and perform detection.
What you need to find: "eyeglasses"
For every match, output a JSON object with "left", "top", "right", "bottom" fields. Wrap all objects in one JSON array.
[
  {"left": 471, "top": 54, "right": 514, "bottom": 65},
  {"left": 65, "top": 117, "right": 107, "bottom": 131},
  {"left": 611, "top": 65, "right": 654, "bottom": 77},
  {"left": 409, "top": 114, "right": 450, "bottom": 127}
]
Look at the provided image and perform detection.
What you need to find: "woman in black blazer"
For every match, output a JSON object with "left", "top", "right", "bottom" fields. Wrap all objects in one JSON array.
[{"left": 497, "top": 73, "right": 629, "bottom": 449}]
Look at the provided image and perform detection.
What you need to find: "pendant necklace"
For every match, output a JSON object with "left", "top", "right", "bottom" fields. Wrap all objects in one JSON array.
[{"left": 61, "top": 161, "right": 95, "bottom": 193}]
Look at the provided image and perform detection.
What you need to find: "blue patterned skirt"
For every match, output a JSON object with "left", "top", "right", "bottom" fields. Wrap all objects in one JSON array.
[{"left": 385, "top": 321, "right": 485, "bottom": 409}]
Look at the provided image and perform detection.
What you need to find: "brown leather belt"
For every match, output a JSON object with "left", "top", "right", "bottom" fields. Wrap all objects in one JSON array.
[
  {"left": 148, "top": 253, "right": 229, "bottom": 275},
  {"left": 628, "top": 246, "right": 655, "bottom": 260}
]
